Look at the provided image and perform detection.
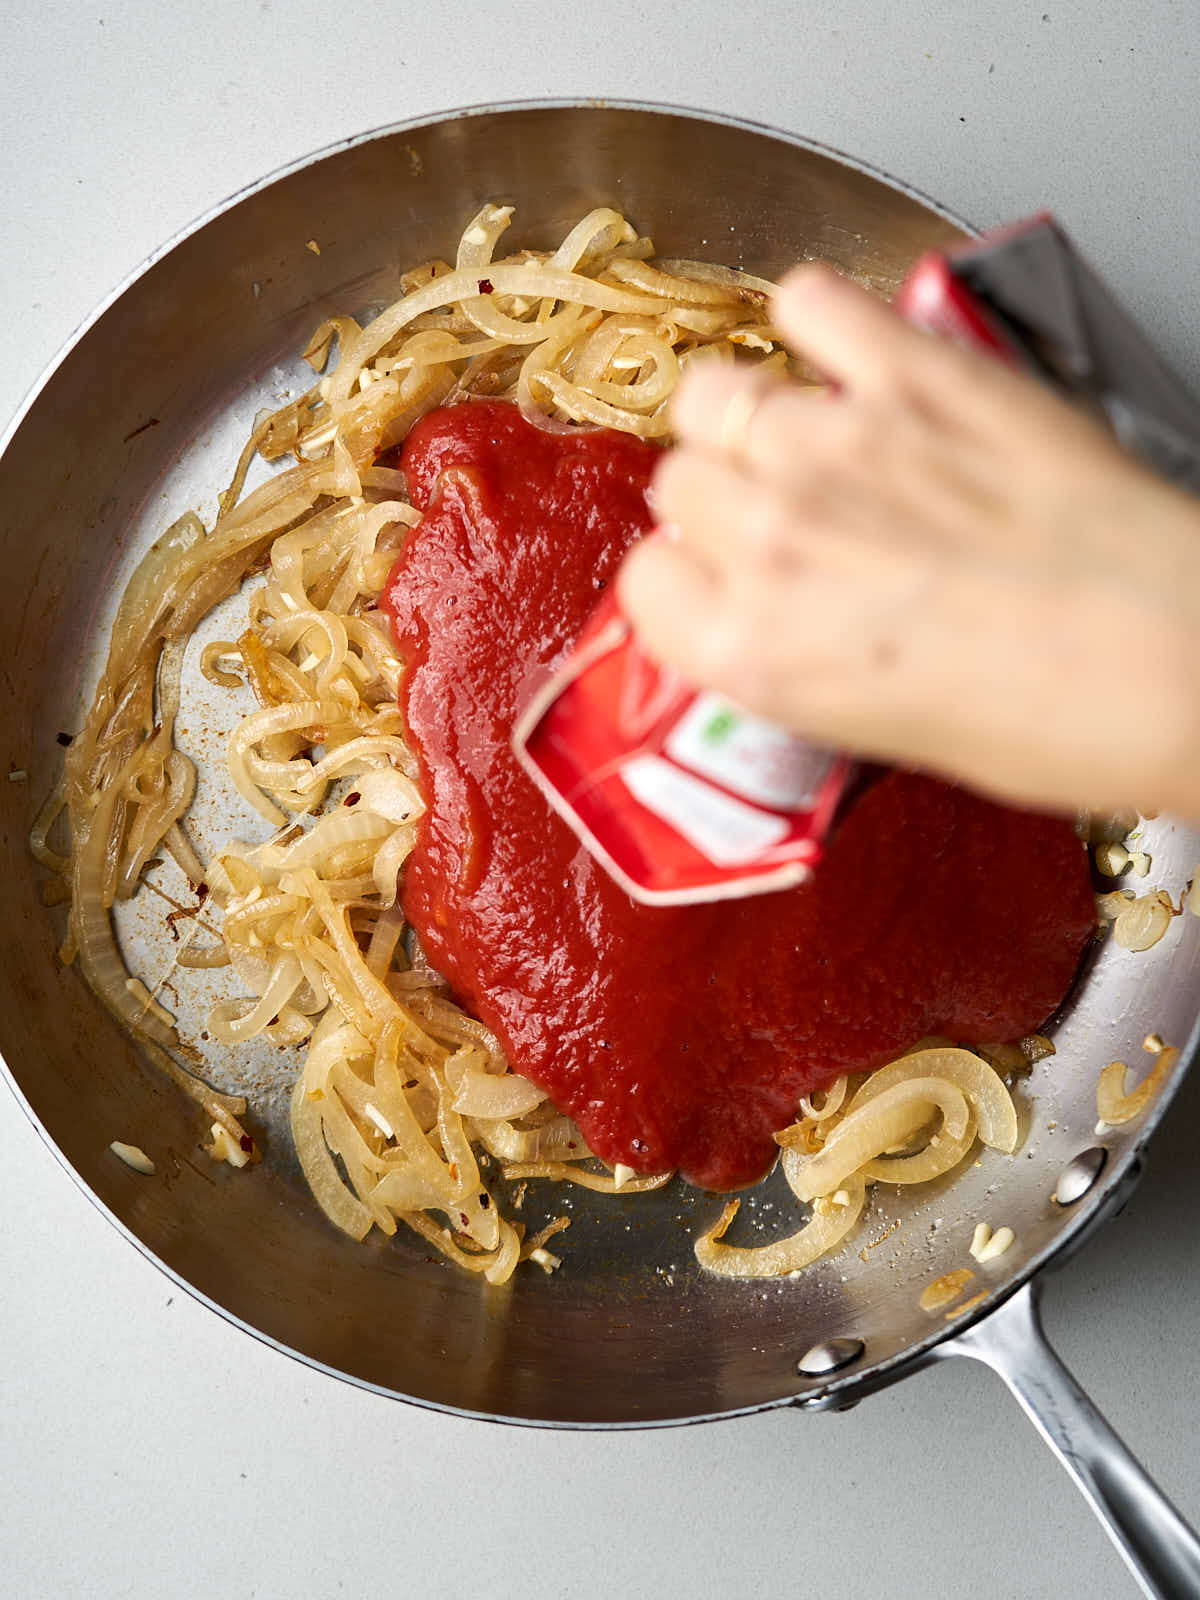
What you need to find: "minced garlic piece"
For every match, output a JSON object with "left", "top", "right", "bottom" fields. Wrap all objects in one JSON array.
[
  {"left": 969, "top": 1222, "right": 992, "bottom": 1260},
  {"left": 206, "top": 1122, "right": 251, "bottom": 1169},
  {"left": 975, "top": 1226, "right": 1015, "bottom": 1263},
  {"left": 109, "top": 1140, "right": 155, "bottom": 1175}
]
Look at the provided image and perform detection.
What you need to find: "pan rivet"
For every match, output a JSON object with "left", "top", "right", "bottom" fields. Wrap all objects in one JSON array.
[
  {"left": 1054, "top": 1146, "right": 1108, "bottom": 1206},
  {"left": 796, "top": 1337, "right": 865, "bottom": 1377}
]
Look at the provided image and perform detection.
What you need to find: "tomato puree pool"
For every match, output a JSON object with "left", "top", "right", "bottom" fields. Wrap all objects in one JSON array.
[{"left": 382, "top": 401, "right": 1096, "bottom": 1190}]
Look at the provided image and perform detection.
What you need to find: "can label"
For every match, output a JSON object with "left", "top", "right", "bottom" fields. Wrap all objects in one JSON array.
[{"left": 511, "top": 592, "right": 851, "bottom": 905}]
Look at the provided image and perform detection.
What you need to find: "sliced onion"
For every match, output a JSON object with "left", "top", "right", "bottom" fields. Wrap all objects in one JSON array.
[
  {"left": 529, "top": 370, "right": 671, "bottom": 437},
  {"left": 296, "top": 735, "right": 412, "bottom": 793},
  {"left": 500, "top": 1160, "right": 671, "bottom": 1194},
  {"left": 262, "top": 1006, "right": 314, "bottom": 1047},
  {"left": 606, "top": 256, "right": 774, "bottom": 307},
  {"left": 368, "top": 1167, "right": 455, "bottom": 1214},
  {"left": 227, "top": 700, "right": 347, "bottom": 823},
  {"left": 484, "top": 1221, "right": 523, "bottom": 1285},
  {"left": 260, "top": 809, "right": 391, "bottom": 871},
  {"left": 1097, "top": 1045, "right": 1177, "bottom": 1125},
  {"left": 30, "top": 778, "right": 68, "bottom": 874},
  {"left": 790, "top": 1078, "right": 971, "bottom": 1201},
  {"left": 363, "top": 902, "right": 406, "bottom": 981},
  {"left": 1097, "top": 888, "right": 1135, "bottom": 922},
  {"left": 474, "top": 1114, "right": 587, "bottom": 1163},
  {"left": 400, "top": 1210, "right": 513, "bottom": 1280},
  {"left": 550, "top": 207, "right": 636, "bottom": 270},
  {"left": 846, "top": 1047, "right": 1018, "bottom": 1153},
  {"left": 175, "top": 942, "right": 232, "bottom": 969},
  {"left": 331, "top": 259, "right": 665, "bottom": 400},
  {"left": 408, "top": 995, "right": 507, "bottom": 1069},
  {"left": 290, "top": 1077, "right": 372, "bottom": 1241},
  {"left": 350, "top": 768, "right": 424, "bottom": 824},
  {"left": 862, "top": 1109, "right": 977, "bottom": 1185},
  {"left": 694, "top": 1174, "right": 865, "bottom": 1278},
  {"left": 48, "top": 201, "right": 794, "bottom": 1283},
  {"left": 1111, "top": 890, "right": 1175, "bottom": 951},
  {"left": 371, "top": 825, "right": 416, "bottom": 905},
  {"left": 451, "top": 1069, "right": 545, "bottom": 1120},
  {"left": 208, "top": 955, "right": 303, "bottom": 1044},
  {"left": 435, "top": 1088, "right": 498, "bottom": 1249},
  {"left": 797, "top": 1074, "right": 848, "bottom": 1123}
]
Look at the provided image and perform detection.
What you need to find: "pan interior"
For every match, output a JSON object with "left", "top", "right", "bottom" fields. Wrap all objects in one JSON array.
[{"left": 2, "top": 103, "right": 1196, "bottom": 1425}]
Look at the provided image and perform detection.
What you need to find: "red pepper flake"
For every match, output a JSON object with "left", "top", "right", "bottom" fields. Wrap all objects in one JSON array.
[
  {"left": 477, "top": 278, "right": 494, "bottom": 295},
  {"left": 459, "top": 1212, "right": 470, "bottom": 1228},
  {"left": 479, "top": 1192, "right": 490, "bottom": 1209},
  {"left": 239, "top": 1135, "right": 254, "bottom": 1153},
  {"left": 448, "top": 1162, "right": 458, "bottom": 1182},
  {"left": 344, "top": 791, "right": 361, "bottom": 807}
]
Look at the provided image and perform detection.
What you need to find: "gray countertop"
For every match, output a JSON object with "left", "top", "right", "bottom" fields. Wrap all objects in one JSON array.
[{"left": 3, "top": 4, "right": 1199, "bottom": 1596}]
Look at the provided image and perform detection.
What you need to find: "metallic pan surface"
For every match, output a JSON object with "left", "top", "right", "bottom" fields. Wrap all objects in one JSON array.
[{"left": 1, "top": 101, "right": 1196, "bottom": 1427}]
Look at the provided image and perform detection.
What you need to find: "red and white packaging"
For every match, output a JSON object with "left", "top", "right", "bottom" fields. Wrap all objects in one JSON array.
[
  {"left": 512, "top": 589, "right": 851, "bottom": 905},
  {"left": 514, "top": 214, "right": 1200, "bottom": 906}
]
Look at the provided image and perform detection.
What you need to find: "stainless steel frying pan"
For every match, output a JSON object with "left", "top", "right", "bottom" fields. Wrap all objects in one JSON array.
[{"left": 2, "top": 101, "right": 1199, "bottom": 1597}]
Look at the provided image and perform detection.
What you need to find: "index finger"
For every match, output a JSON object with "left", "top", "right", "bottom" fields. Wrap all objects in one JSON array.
[{"left": 771, "top": 263, "right": 967, "bottom": 403}]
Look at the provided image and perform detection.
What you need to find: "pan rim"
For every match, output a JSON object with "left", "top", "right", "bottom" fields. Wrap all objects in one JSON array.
[{"left": 0, "top": 96, "right": 976, "bottom": 456}]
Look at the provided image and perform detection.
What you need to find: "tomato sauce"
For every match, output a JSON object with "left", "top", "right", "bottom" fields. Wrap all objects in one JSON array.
[{"left": 382, "top": 401, "right": 1096, "bottom": 1191}]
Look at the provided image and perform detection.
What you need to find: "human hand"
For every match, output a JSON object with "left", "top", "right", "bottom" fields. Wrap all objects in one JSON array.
[{"left": 619, "top": 264, "right": 1200, "bottom": 819}]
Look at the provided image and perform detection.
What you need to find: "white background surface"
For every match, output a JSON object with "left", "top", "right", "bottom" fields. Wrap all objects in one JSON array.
[{"left": 3, "top": 4, "right": 1200, "bottom": 1596}]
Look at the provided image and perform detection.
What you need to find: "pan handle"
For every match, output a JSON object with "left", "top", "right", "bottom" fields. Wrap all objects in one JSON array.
[{"left": 940, "top": 1280, "right": 1200, "bottom": 1599}]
